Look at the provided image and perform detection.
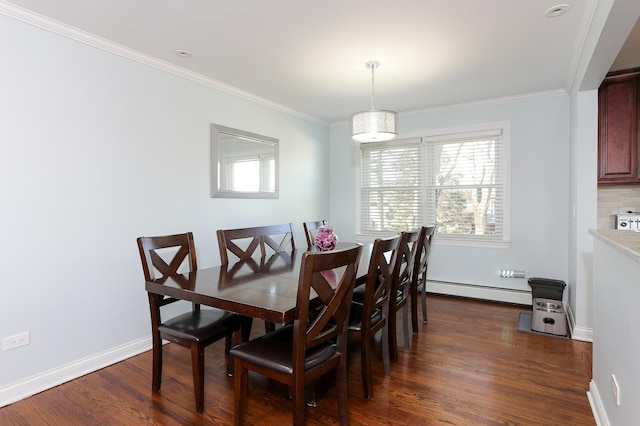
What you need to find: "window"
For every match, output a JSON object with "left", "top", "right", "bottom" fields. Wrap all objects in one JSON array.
[
  {"left": 360, "top": 138, "right": 423, "bottom": 232},
  {"left": 224, "top": 154, "right": 275, "bottom": 192},
  {"left": 359, "top": 123, "right": 510, "bottom": 246}
]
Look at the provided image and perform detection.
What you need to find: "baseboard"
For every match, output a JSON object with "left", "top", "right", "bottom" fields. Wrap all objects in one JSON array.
[
  {"left": 425, "top": 279, "right": 532, "bottom": 305},
  {"left": 566, "top": 303, "right": 593, "bottom": 342},
  {"left": 587, "top": 380, "right": 610, "bottom": 426},
  {"left": 426, "top": 280, "right": 595, "bottom": 342},
  {"left": 0, "top": 337, "right": 151, "bottom": 409}
]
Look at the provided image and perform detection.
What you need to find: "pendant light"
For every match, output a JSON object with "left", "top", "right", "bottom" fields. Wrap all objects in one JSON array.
[{"left": 350, "top": 61, "right": 398, "bottom": 142}]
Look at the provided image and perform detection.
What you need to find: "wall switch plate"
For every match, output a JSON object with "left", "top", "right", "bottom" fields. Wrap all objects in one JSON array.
[
  {"left": 611, "top": 374, "right": 621, "bottom": 406},
  {"left": 3, "top": 331, "right": 30, "bottom": 351}
]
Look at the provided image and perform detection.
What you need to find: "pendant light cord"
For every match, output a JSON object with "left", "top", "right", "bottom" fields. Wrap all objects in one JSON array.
[{"left": 369, "top": 62, "right": 376, "bottom": 111}]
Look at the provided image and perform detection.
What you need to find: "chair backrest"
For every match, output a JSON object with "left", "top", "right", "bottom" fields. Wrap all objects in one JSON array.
[
  {"left": 137, "top": 232, "right": 197, "bottom": 282},
  {"left": 392, "top": 229, "right": 421, "bottom": 303},
  {"left": 292, "top": 244, "right": 362, "bottom": 369},
  {"left": 303, "top": 220, "right": 327, "bottom": 248},
  {"left": 136, "top": 232, "right": 198, "bottom": 317},
  {"left": 217, "top": 223, "right": 296, "bottom": 265},
  {"left": 412, "top": 226, "right": 436, "bottom": 286},
  {"left": 360, "top": 236, "right": 401, "bottom": 324}
]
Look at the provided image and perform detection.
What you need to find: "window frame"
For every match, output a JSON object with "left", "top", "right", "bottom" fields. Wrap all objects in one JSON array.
[{"left": 356, "top": 121, "right": 511, "bottom": 248}]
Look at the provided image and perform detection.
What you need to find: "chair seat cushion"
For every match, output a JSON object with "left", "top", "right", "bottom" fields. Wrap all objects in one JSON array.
[
  {"left": 159, "top": 309, "right": 241, "bottom": 343},
  {"left": 352, "top": 283, "right": 365, "bottom": 303},
  {"left": 230, "top": 325, "right": 337, "bottom": 375},
  {"left": 348, "top": 302, "right": 383, "bottom": 332},
  {"left": 352, "top": 273, "right": 382, "bottom": 303}
]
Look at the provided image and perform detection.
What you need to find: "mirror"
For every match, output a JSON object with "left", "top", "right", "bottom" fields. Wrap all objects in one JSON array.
[{"left": 211, "top": 124, "right": 279, "bottom": 199}]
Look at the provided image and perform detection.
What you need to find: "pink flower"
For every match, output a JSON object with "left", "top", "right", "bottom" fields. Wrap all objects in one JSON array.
[{"left": 315, "top": 226, "right": 338, "bottom": 251}]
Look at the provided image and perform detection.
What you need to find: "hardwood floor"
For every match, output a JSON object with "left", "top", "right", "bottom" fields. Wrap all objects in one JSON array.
[{"left": 0, "top": 295, "right": 595, "bottom": 425}]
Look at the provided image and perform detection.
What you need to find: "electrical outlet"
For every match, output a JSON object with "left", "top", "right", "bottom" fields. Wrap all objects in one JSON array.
[
  {"left": 611, "top": 374, "right": 621, "bottom": 406},
  {"left": 3, "top": 331, "right": 30, "bottom": 351},
  {"left": 618, "top": 207, "right": 636, "bottom": 214}
]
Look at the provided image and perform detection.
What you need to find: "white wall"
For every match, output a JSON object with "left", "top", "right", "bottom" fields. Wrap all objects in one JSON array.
[
  {"left": 591, "top": 238, "right": 640, "bottom": 425},
  {"left": 568, "top": 90, "right": 598, "bottom": 340},
  {"left": 0, "top": 14, "right": 329, "bottom": 401},
  {"left": 329, "top": 94, "right": 571, "bottom": 304}
]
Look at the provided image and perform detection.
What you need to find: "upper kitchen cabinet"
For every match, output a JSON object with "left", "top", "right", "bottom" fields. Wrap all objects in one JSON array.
[{"left": 598, "top": 68, "right": 640, "bottom": 184}]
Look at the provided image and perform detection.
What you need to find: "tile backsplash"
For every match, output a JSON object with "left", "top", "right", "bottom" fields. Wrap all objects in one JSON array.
[{"left": 598, "top": 185, "right": 640, "bottom": 228}]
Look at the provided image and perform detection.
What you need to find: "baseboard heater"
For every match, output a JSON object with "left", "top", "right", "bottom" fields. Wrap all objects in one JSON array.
[{"left": 425, "top": 279, "right": 531, "bottom": 305}]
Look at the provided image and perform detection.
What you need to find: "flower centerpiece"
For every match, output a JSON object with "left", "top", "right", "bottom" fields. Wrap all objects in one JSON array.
[{"left": 315, "top": 226, "right": 338, "bottom": 251}]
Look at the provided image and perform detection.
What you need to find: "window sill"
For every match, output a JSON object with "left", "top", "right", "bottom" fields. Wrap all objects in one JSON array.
[{"left": 355, "top": 233, "right": 510, "bottom": 249}]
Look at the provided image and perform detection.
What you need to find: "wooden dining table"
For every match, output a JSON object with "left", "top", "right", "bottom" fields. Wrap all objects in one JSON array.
[{"left": 145, "top": 241, "right": 373, "bottom": 325}]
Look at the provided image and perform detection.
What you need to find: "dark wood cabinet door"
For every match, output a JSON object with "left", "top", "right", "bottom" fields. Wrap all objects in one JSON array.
[{"left": 598, "top": 69, "right": 640, "bottom": 184}]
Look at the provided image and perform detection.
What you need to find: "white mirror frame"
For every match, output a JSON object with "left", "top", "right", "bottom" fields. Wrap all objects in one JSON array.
[{"left": 211, "top": 124, "right": 279, "bottom": 199}]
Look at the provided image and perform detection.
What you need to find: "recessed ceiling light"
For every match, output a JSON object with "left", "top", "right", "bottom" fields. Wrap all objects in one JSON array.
[
  {"left": 545, "top": 4, "right": 571, "bottom": 17},
  {"left": 175, "top": 50, "right": 192, "bottom": 58}
]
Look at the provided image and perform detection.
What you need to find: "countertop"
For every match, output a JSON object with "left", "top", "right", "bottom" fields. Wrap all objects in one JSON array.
[{"left": 589, "top": 229, "right": 640, "bottom": 263}]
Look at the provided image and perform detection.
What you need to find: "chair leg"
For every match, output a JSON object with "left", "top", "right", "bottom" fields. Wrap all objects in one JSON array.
[
  {"left": 191, "top": 343, "right": 205, "bottom": 413},
  {"left": 241, "top": 317, "right": 253, "bottom": 341},
  {"left": 336, "top": 357, "right": 349, "bottom": 425},
  {"left": 304, "top": 382, "right": 321, "bottom": 407},
  {"left": 225, "top": 335, "right": 232, "bottom": 354},
  {"left": 264, "top": 321, "right": 275, "bottom": 333},
  {"left": 381, "top": 319, "right": 390, "bottom": 376},
  {"left": 421, "top": 286, "right": 428, "bottom": 324},
  {"left": 402, "top": 304, "right": 410, "bottom": 347},
  {"left": 411, "top": 281, "right": 419, "bottom": 334},
  {"left": 234, "top": 360, "right": 248, "bottom": 426},
  {"left": 292, "top": 377, "right": 306, "bottom": 426},
  {"left": 227, "top": 318, "right": 253, "bottom": 377},
  {"left": 361, "top": 335, "right": 373, "bottom": 399},
  {"left": 389, "top": 308, "right": 398, "bottom": 361},
  {"left": 151, "top": 333, "right": 162, "bottom": 392}
]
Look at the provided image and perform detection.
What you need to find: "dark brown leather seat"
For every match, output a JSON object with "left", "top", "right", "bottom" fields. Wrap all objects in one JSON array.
[
  {"left": 230, "top": 244, "right": 362, "bottom": 426},
  {"left": 137, "top": 232, "right": 251, "bottom": 413}
]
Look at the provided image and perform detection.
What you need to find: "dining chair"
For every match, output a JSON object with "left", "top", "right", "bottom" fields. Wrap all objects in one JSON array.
[
  {"left": 348, "top": 235, "right": 400, "bottom": 399},
  {"left": 137, "top": 232, "right": 252, "bottom": 413},
  {"left": 410, "top": 225, "right": 436, "bottom": 332},
  {"left": 389, "top": 229, "right": 420, "bottom": 361},
  {"left": 303, "top": 220, "right": 327, "bottom": 248},
  {"left": 230, "top": 244, "right": 362, "bottom": 426},
  {"left": 217, "top": 223, "right": 296, "bottom": 265},
  {"left": 217, "top": 223, "right": 296, "bottom": 332}
]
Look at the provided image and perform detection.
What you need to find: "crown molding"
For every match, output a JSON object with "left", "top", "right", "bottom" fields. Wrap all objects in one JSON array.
[
  {"left": 330, "top": 89, "right": 567, "bottom": 128},
  {"left": 0, "top": 1, "right": 328, "bottom": 127}
]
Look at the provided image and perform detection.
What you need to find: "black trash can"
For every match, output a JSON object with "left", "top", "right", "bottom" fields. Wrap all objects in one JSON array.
[
  {"left": 527, "top": 277, "right": 567, "bottom": 336},
  {"left": 527, "top": 277, "right": 566, "bottom": 301}
]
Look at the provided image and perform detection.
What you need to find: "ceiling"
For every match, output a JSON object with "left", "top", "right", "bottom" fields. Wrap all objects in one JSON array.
[
  {"left": 611, "top": 16, "right": 640, "bottom": 72},
  {"left": 4, "top": 0, "right": 640, "bottom": 123}
]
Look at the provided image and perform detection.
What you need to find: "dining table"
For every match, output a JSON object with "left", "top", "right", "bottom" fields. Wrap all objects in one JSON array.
[{"left": 145, "top": 241, "right": 373, "bottom": 325}]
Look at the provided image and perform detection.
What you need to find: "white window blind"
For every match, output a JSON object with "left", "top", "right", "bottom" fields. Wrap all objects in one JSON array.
[
  {"left": 360, "top": 138, "right": 423, "bottom": 232},
  {"left": 260, "top": 154, "right": 275, "bottom": 193},
  {"left": 224, "top": 154, "right": 275, "bottom": 193},
  {"left": 425, "top": 128, "right": 504, "bottom": 240}
]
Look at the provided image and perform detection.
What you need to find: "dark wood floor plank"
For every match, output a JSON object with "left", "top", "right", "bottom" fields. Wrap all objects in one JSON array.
[{"left": 0, "top": 295, "right": 595, "bottom": 425}]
